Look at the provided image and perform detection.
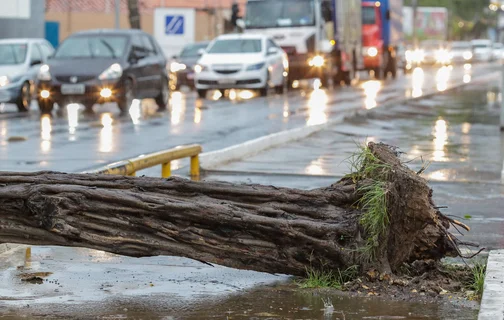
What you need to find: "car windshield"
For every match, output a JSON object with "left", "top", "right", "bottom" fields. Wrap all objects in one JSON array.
[
  {"left": 180, "top": 43, "right": 208, "bottom": 57},
  {"left": 207, "top": 39, "right": 262, "bottom": 54},
  {"left": 245, "top": 0, "right": 315, "bottom": 28},
  {"left": 54, "top": 35, "right": 127, "bottom": 59},
  {"left": 472, "top": 43, "right": 491, "bottom": 49},
  {"left": 450, "top": 42, "right": 471, "bottom": 50},
  {"left": 362, "top": 6, "right": 376, "bottom": 25},
  {"left": 421, "top": 41, "right": 444, "bottom": 50},
  {"left": 0, "top": 44, "right": 28, "bottom": 65}
]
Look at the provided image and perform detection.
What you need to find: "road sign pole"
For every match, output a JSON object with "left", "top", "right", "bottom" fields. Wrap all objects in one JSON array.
[
  {"left": 115, "top": 0, "right": 120, "bottom": 29},
  {"left": 501, "top": 64, "right": 504, "bottom": 131}
]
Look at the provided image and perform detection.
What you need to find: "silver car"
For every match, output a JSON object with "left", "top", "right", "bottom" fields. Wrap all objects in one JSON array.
[{"left": 0, "top": 38, "right": 54, "bottom": 112}]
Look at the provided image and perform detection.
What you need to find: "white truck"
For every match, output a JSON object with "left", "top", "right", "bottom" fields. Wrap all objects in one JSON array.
[{"left": 242, "top": 0, "right": 363, "bottom": 87}]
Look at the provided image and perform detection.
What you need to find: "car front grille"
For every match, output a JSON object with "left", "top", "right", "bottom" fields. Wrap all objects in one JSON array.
[
  {"left": 56, "top": 75, "right": 96, "bottom": 83},
  {"left": 214, "top": 70, "right": 239, "bottom": 75},
  {"left": 236, "top": 79, "right": 261, "bottom": 85},
  {"left": 198, "top": 80, "right": 218, "bottom": 85}
]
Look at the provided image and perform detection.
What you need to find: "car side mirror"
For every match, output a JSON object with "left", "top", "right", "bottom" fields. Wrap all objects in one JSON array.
[
  {"left": 30, "top": 59, "right": 42, "bottom": 66},
  {"left": 130, "top": 49, "right": 148, "bottom": 63},
  {"left": 197, "top": 49, "right": 206, "bottom": 56},
  {"left": 267, "top": 47, "right": 278, "bottom": 55}
]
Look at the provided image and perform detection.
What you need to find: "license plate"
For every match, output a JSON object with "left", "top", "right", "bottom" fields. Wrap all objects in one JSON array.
[
  {"left": 187, "top": 73, "right": 195, "bottom": 80},
  {"left": 61, "top": 84, "right": 85, "bottom": 95},
  {"left": 218, "top": 79, "right": 235, "bottom": 85}
]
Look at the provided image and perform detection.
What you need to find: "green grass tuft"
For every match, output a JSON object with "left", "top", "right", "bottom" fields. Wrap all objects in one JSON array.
[
  {"left": 357, "top": 181, "right": 389, "bottom": 262},
  {"left": 298, "top": 266, "right": 358, "bottom": 290},
  {"left": 468, "top": 261, "right": 486, "bottom": 300},
  {"left": 346, "top": 144, "right": 391, "bottom": 183}
]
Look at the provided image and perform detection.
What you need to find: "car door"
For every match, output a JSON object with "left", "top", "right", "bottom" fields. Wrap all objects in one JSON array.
[
  {"left": 128, "top": 35, "right": 149, "bottom": 97},
  {"left": 266, "top": 39, "right": 283, "bottom": 86},
  {"left": 141, "top": 35, "right": 164, "bottom": 97}
]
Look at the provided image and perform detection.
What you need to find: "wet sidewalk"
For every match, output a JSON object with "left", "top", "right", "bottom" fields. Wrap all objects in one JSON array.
[{"left": 205, "top": 78, "right": 504, "bottom": 251}]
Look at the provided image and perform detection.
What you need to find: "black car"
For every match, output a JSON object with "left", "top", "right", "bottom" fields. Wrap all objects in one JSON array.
[
  {"left": 169, "top": 41, "right": 209, "bottom": 90},
  {"left": 37, "top": 29, "right": 168, "bottom": 114}
]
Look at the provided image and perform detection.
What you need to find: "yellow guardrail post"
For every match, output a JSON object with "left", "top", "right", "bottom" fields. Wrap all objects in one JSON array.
[
  {"left": 88, "top": 144, "right": 202, "bottom": 181},
  {"left": 190, "top": 155, "right": 200, "bottom": 180},
  {"left": 162, "top": 162, "right": 171, "bottom": 178}
]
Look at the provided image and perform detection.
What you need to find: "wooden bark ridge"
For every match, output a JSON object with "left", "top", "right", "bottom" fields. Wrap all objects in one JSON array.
[{"left": 0, "top": 143, "right": 474, "bottom": 276}]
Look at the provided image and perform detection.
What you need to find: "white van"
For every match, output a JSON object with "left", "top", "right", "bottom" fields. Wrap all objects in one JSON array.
[{"left": 471, "top": 39, "right": 493, "bottom": 62}]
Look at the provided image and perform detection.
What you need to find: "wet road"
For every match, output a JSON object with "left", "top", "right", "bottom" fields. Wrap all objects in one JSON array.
[
  {"left": 0, "top": 63, "right": 497, "bottom": 319},
  {"left": 0, "top": 63, "right": 494, "bottom": 174}
]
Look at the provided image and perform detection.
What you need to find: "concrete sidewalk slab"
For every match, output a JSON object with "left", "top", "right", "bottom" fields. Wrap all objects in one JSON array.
[{"left": 479, "top": 250, "right": 504, "bottom": 320}]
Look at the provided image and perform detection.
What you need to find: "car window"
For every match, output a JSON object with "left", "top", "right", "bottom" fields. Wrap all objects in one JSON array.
[
  {"left": 131, "top": 35, "right": 146, "bottom": 52},
  {"left": 0, "top": 43, "right": 28, "bottom": 65},
  {"left": 30, "top": 44, "right": 43, "bottom": 63},
  {"left": 54, "top": 35, "right": 128, "bottom": 59},
  {"left": 180, "top": 43, "right": 208, "bottom": 57},
  {"left": 267, "top": 39, "right": 278, "bottom": 50},
  {"left": 141, "top": 35, "right": 156, "bottom": 55},
  {"left": 207, "top": 39, "right": 262, "bottom": 54},
  {"left": 39, "top": 42, "right": 54, "bottom": 59}
]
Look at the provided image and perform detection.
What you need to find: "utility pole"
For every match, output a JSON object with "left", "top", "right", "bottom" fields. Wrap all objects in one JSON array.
[
  {"left": 412, "top": 0, "right": 418, "bottom": 47},
  {"left": 115, "top": 0, "right": 120, "bottom": 29}
]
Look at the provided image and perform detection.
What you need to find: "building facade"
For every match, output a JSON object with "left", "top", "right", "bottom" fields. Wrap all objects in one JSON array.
[
  {"left": 0, "top": 0, "right": 46, "bottom": 39},
  {"left": 45, "top": 0, "right": 246, "bottom": 43}
]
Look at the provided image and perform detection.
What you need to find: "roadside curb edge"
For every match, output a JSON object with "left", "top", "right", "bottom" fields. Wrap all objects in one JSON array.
[{"left": 479, "top": 250, "right": 504, "bottom": 320}]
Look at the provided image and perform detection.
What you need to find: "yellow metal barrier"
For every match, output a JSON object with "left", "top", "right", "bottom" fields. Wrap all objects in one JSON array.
[{"left": 91, "top": 144, "right": 202, "bottom": 180}]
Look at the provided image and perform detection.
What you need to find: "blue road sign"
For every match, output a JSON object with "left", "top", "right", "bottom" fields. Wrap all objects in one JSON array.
[{"left": 165, "top": 15, "right": 184, "bottom": 35}]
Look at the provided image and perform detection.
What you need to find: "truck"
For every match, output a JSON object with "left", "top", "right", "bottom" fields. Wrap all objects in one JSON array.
[
  {"left": 242, "top": 0, "right": 363, "bottom": 87},
  {"left": 361, "top": 0, "right": 403, "bottom": 79}
]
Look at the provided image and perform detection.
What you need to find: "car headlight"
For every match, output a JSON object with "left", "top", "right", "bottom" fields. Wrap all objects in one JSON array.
[
  {"left": 98, "top": 63, "right": 123, "bottom": 80},
  {"left": 246, "top": 62, "right": 265, "bottom": 71},
  {"left": 0, "top": 76, "right": 9, "bottom": 87},
  {"left": 463, "top": 51, "right": 473, "bottom": 60},
  {"left": 366, "top": 47, "right": 378, "bottom": 57},
  {"left": 194, "top": 64, "right": 208, "bottom": 73},
  {"left": 308, "top": 55, "right": 324, "bottom": 67},
  {"left": 38, "top": 64, "right": 51, "bottom": 81},
  {"left": 170, "top": 62, "right": 186, "bottom": 73}
]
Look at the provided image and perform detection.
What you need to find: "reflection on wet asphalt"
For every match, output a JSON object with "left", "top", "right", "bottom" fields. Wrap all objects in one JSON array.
[{"left": 0, "top": 63, "right": 497, "bottom": 174}]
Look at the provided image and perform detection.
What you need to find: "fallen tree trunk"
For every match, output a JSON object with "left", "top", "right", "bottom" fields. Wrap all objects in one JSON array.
[{"left": 0, "top": 143, "right": 470, "bottom": 276}]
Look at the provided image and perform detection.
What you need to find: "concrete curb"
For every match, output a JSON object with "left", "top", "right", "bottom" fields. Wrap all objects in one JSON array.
[
  {"left": 200, "top": 115, "right": 343, "bottom": 169},
  {"left": 0, "top": 243, "right": 24, "bottom": 255},
  {"left": 479, "top": 250, "right": 504, "bottom": 320}
]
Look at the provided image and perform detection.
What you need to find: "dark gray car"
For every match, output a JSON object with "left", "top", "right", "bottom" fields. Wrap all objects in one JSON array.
[
  {"left": 169, "top": 41, "right": 210, "bottom": 90},
  {"left": 37, "top": 29, "right": 168, "bottom": 114},
  {"left": 0, "top": 38, "right": 54, "bottom": 112}
]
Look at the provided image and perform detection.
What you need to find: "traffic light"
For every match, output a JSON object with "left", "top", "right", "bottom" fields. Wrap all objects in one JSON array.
[{"left": 231, "top": 3, "right": 240, "bottom": 27}]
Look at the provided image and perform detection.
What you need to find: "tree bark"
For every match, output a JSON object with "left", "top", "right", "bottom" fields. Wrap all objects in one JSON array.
[
  {"left": 127, "top": 0, "right": 141, "bottom": 29},
  {"left": 0, "top": 143, "right": 467, "bottom": 276}
]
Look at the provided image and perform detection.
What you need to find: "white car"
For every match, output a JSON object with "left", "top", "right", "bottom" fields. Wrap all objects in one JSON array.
[
  {"left": 194, "top": 34, "right": 288, "bottom": 98},
  {"left": 471, "top": 39, "right": 493, "bottom": 62},
  {"left": 493, "top": 42, "right": 504, "bottom": 61}
]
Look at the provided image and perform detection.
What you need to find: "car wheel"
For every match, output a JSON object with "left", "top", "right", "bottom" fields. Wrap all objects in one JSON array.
[
  {"left": 83, "top": 103, "right": 94, "bottom": 114},
  {"left": 16, "top": 81, "right": 31, "bottom": 112},
  {"left": 197, "top": 89, "right": 207, "bottom": 99},
  {"left": 259, "top": 71, "right": 269, "bottom": 97},
  {"left": 343, "top": 71, "right": 352, "bottom": 86},
  {"left": 118, "top": 79, "right": 134, "bottom": 115},
  {"left": 38, "top": 99, "right": 54, "bottom": 114},
  {"left": 155, "top": 77, "right": 169, "bottom": 111},
  {"left": 275, "top": 76, "right": 287, "bottom": 94}
]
